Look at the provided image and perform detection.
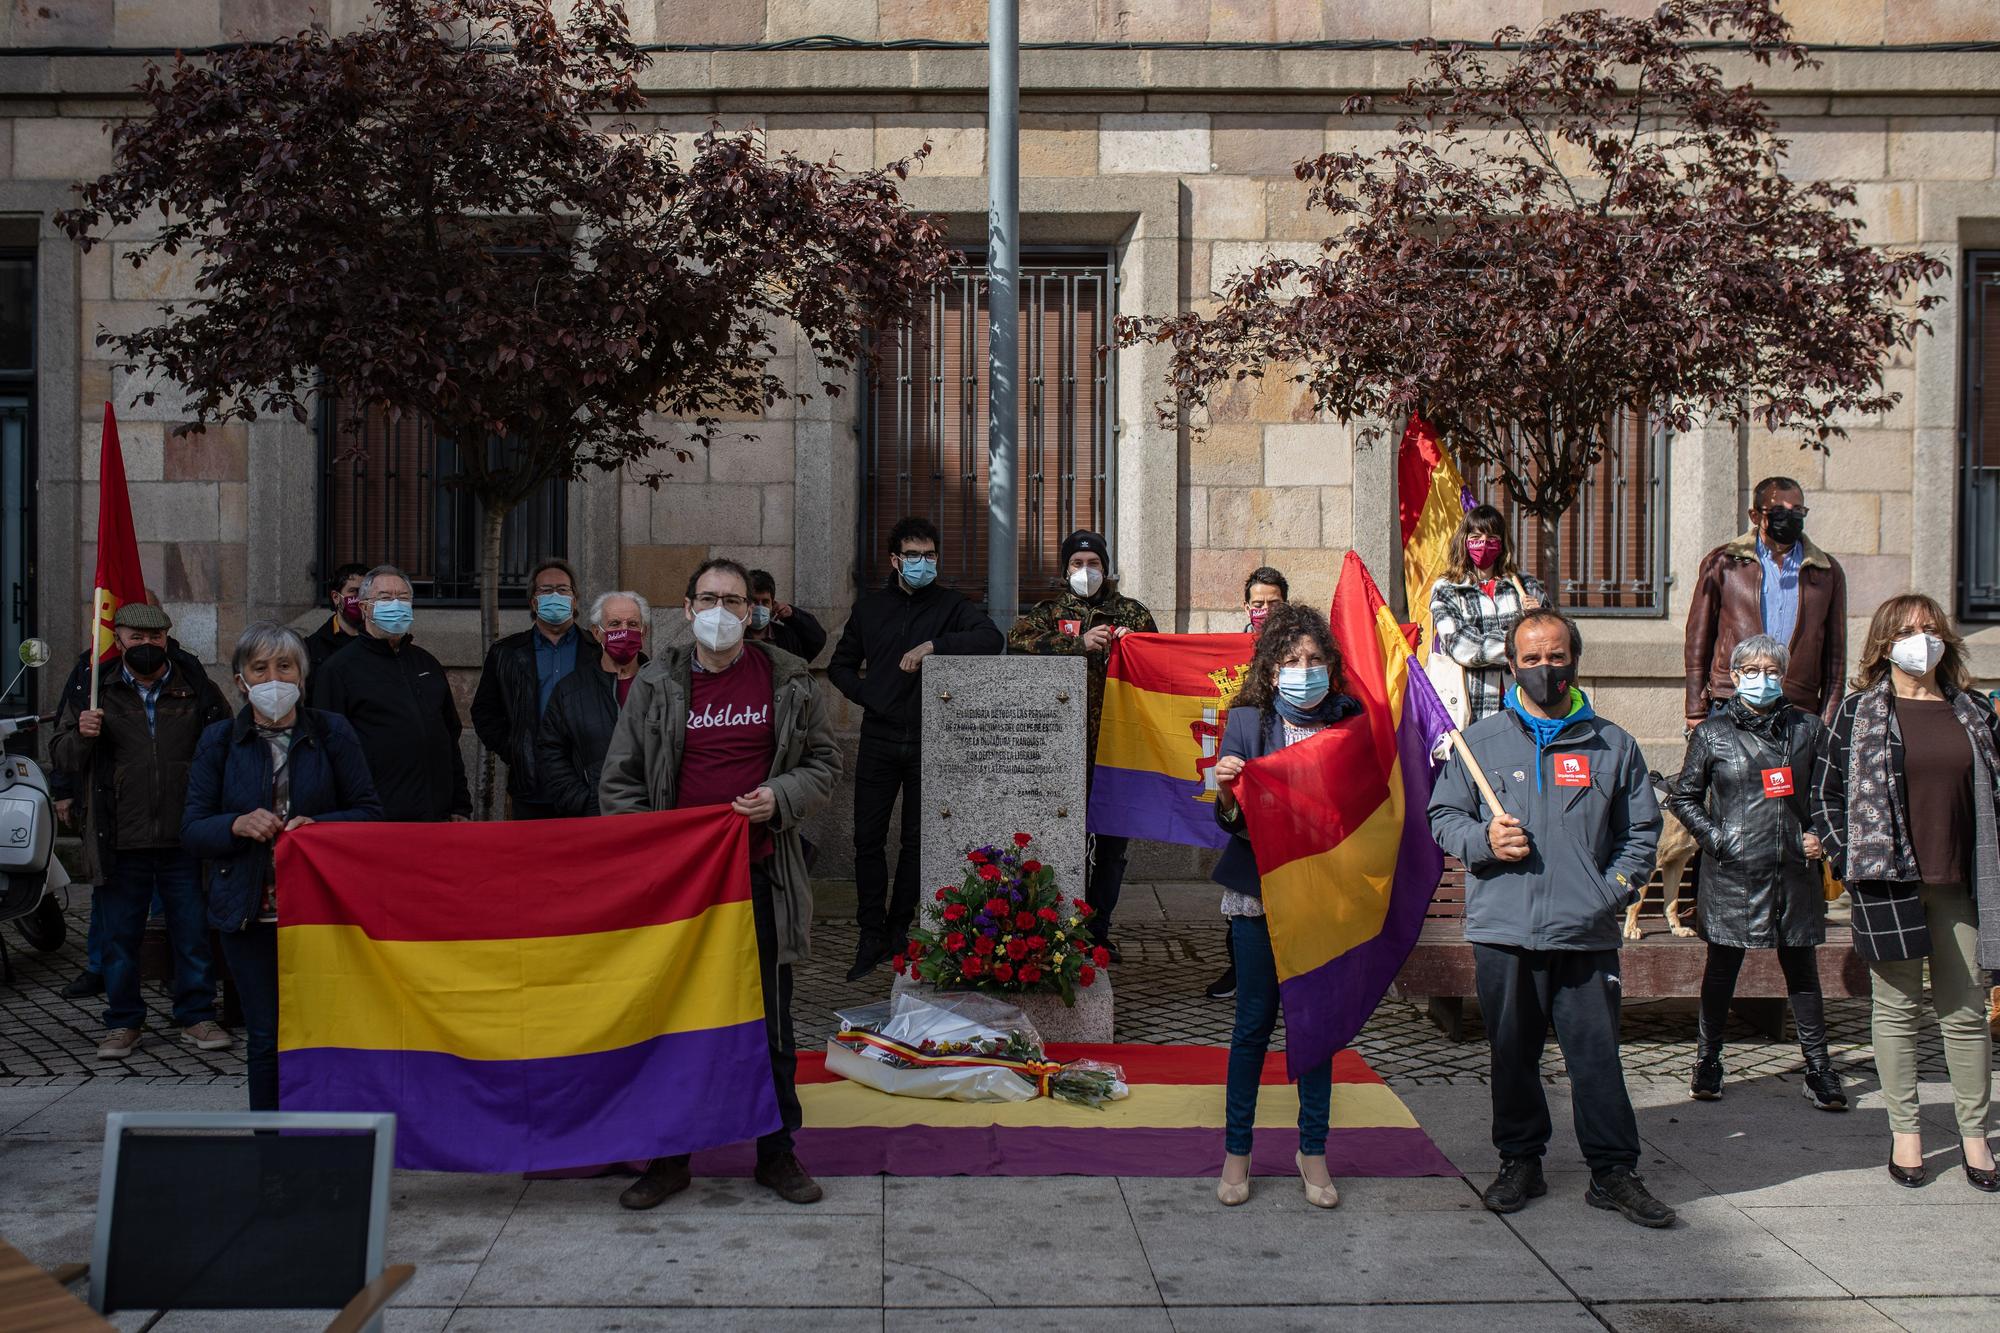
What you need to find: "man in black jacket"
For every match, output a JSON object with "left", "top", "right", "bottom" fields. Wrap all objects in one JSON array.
[
  {"left": 303, "top": 562, "right": 369, "bottom": 675},
  {"left": 311, "top": 564, "right": 471, "bottom": 822},
  {"left": 828, "top": 516, "right": 1005, "bottom": 980},
  {"left": 471, "top": 558, "right": 585, "bottom": 819},
  {"left": 749, "top": 569, "right": 827, "bottom": 664}
]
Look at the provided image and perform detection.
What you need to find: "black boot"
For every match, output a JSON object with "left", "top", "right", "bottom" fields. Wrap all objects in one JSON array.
[
  {"left": 1690, "top": 996, "right": 1725, "bottom": 1101},
  {"left": 845, "top": 931, "right": 889, "bottom": 983}
]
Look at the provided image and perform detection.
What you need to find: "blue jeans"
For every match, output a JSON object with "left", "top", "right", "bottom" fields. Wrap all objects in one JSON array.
[
  {"left": 99, "top": 848, "right": 214, "bottom": 1031},
  {"left": 220, "top": 926, "right": 278, "bottom": 1110},
  {"left": 85, "top": 888, "right": 164, "bottom": 975},
  {"left": 1225, "top": 913, "right": 1332, "bottom": 1157}
]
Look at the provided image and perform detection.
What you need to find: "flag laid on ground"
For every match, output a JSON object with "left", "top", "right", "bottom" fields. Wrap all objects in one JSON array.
[
  {"left": 1397, "top": 413, "right": 1472, "bottom": 654},
  {"left": 1234, "top": 553, "right": 1454, "bottom": 1079},
  {"left": 1089, "top": 631, "right": 1258, "bottom": 849},
  {"left": 276, "top": 809, "right": 779, "bottom": 1172},
  {"left": 669, "top": 1045, "right": 1453, "bottom": 1178},
  {"left": 90, "top": 402, "right": 147, "bottom": 672}
]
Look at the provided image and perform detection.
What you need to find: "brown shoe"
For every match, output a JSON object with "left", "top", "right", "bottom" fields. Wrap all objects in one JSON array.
[
  {"left": 617, "top": 1156, "right": 691, "bottom": 1211},
  {"left": 182, "top": 1021, "right": 233, "bottom": 1052},
  {"left": 754, "top": 1151, "right": 823, "bottom": 1204},
  {"left": 96, "top": 1028, "right": 142, "bottom": 1061}
]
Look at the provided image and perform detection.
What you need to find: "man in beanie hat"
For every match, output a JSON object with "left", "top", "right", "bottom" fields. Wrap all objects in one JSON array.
[
  {"left": 1008, "top": 528, "right": 1157, "bottom": 960},
  {"left": 51, "top": 601, "right": 232, "bottom": 1062}
]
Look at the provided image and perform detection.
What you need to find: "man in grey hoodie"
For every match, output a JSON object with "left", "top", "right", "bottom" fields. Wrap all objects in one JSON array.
[{"left": 1428, "top": 609, "right": 1673, "bottom": 1228}]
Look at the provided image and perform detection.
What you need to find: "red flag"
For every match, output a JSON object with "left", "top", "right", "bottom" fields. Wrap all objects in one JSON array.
[{"left": 92, "top": 402, "right": 147, "bottom": 663}]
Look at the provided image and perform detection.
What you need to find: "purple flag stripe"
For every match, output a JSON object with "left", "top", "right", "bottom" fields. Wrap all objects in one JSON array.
[
  {"left": 282, "top": 1021, "right": 780, "bottom": 1173},
  {"left": 1276, "top": 668, "right": 1451, "bottom": 1080},
  {"left": 1088, "top": 764, "right": 1231, "bottom": 850}
]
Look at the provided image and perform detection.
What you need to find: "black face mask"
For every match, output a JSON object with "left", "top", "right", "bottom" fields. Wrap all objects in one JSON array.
[
  {"left": 1763, "top": 506, "right": 1805, "bottom": 546},
  {"left": 1513, "top": 662, "right": 1576, "bottom": 713},
  {"left": 122, "top": 643, "right": 168, "bottom": 677}
]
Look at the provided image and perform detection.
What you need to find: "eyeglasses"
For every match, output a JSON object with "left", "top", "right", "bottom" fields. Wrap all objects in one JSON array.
[
  {"left": 897, "top": 550, "right": 936, "bottom": 561},
  {"left": 692, "top": 593, "right": 750, "bottom": 612},
  {"left": 532, "top": 583, "right": 575, "bottom": 597}
]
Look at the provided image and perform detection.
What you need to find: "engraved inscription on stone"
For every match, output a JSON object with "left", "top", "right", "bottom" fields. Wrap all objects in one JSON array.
[{"left": 919, "top": 654, "right": 1089, "bottom": 921}]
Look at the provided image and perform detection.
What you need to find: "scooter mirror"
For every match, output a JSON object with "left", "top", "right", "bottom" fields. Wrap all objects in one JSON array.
[{"left": 18, "top": 639, "right": 49, "bottom": 669}]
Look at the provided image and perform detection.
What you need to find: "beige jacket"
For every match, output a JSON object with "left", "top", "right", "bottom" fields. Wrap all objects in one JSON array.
[{"left": 597, "top": 641, "right": 842, "bottom": 964}]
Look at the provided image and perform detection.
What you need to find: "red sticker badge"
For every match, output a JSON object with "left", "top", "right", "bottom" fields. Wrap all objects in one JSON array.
[
  {"left": 1551, "top": 753, "right": 1591, "bottom": 787},
  {"left": 1059, "top": 619, "right": 1082, "bottom": 637},
  {"left": 1761, "top": 767, "right": 1794, "bottom": 799}
]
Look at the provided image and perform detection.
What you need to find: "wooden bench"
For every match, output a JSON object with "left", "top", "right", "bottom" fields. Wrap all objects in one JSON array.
[{"left": 1393, "top": 863, "right": 1870, "bottom": 1041}]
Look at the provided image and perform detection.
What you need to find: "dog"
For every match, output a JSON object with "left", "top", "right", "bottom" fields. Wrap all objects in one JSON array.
[{"left": 1623, "top": 770, "right": 1698, "bottom": 941}]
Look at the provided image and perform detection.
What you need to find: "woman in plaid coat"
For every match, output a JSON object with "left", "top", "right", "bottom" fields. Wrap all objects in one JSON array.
[
  {"left": 1426, "top": 506, "right": 1548, "bottom": 726},
  {"left": 1813, "top": 593, "right": 2000, "bottom": 1192}
]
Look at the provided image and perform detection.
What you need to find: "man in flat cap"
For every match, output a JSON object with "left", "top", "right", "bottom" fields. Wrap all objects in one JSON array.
[
  {"left": 51, "top": 602, "right": 232, "bottom": 1062},
  {"left": 1008, "top": 528, "right": 1158, "bottom": 960}
]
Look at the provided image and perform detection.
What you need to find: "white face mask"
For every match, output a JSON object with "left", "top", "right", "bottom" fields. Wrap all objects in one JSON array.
[
  {"left": 1068, "top": 565, "right": 1104, "bottom": 598},
  {"left": 1888, "top": 632, "right": 1944, "bottom": 678},
  {"left": 244, "top": 679, "right": 300, "bottom": 723},
  {"left": 691, "top": 605, "right": 746, "bottom": 653}
]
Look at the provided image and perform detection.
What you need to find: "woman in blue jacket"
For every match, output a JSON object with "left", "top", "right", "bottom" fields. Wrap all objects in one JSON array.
[
  {"left": 1210, "top": 604, "right": 1360, "bottom": 1210},
  {"left": 184, "top": 622, "right": 381, "bottom": 1109}
]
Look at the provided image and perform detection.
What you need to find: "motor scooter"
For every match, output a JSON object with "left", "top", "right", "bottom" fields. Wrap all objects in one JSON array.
[{"left": 0, "top": 637, "right": 69, "bottom": 984}]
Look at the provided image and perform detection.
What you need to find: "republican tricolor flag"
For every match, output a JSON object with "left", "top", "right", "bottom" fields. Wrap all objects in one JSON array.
[
  {"left": 276, "top": 809, "right": 781, "bottom": 1172},
  {"left": 1090, "top": 632, "right": 1258, "bottom": 850},
  {"left": 1234, "top": 554, "right": 1453, "bottom": 1078},
  {"left": 1397, "top": 413, "right": 1471, "bottom": 655}
]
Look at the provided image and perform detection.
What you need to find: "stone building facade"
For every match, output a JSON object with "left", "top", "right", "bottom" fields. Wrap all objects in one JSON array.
[{"left": 3, "top": 1, "right": 1998, "bottom": 870}]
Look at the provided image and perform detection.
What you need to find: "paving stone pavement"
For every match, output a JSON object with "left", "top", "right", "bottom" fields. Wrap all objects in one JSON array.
[{"left": 6, "top": 885, "right": 1997, "bottom": 1329}]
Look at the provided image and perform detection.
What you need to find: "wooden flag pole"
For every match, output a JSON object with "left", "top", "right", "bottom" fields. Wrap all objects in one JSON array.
[
  {"left": 87, "top": 597, "right": 102, "bottom": 712},
  {"left": 1446, "top": 727, "right": 1507, "bottom": 819}
]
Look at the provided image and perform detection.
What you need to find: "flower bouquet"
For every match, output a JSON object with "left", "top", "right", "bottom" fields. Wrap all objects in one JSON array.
[
  {"left": 896, "top": 832, "right": 1110, "bottom": 1006},
  {"left": 828, "top": 991, "right": 1128, "bottom": 1109}
]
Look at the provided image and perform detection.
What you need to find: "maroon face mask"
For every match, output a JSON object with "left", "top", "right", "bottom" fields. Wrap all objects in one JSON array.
[
  {"left": 1466, "top": 538, "right": 1502, "bottom": 569},
  {"left": 603, "top": 628, "right": 643, "bottom": 664},
  {"left": 339, "top": 595, "right": 364, "bottom": 628}
]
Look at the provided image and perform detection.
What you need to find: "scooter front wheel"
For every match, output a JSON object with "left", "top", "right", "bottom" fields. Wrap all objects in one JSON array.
[{"left": 14, "top": 893, "right": 66, "bottom": 953}]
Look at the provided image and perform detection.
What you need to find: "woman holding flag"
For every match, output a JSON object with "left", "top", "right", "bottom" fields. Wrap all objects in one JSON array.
[
  {"left": 1210, "top": 603, "right": 1357, "bottom": 1210},
  {"left": 1426, "top": 506, "right": 1546, "bottom": 727}
]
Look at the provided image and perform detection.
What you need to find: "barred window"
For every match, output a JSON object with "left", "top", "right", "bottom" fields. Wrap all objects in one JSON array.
[
  {"left": 860, "top": 251, "right": 1113, "bottom": 612},
  {"left": 1466, "top": 406, "right": 1668, "bottom": 615},
  {"left": 318, "top": 393, "right": 567, "bottom": 605},
  {"left": 1963, "top": 251, "right": 2000, "bottom": 621}
]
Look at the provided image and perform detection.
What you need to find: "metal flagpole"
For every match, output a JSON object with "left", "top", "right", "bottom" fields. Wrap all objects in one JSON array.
[{"left": 986, "top": 0, "right": 1020, "bottom": 631}]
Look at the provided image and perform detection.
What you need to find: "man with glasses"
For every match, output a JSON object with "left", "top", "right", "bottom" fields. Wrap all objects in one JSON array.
[
  {"left": 472, "top": 558, "right": 585, "bottom": 819},
  {"left": 312, "top": 564, "right": 471, "bottom": 822},
  {"left": 828, "top": 517, "right": 1005, "bottom": 981},
  {"left": 600, "top": 557, "right": 842, "bottom": 1209},
  {"left": 1685, "top": 476, "right": 1848, "bottom": 731}
]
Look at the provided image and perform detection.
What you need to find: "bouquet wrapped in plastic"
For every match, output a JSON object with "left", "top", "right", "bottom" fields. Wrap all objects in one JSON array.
[{"left": 828, "top": 991, "right": 1129, "bottom": 1108}]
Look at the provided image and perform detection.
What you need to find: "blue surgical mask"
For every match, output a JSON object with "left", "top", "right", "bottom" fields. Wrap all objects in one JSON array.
[
  {"left": 750, "top": 605, "right": 773, "bottom": 630},
  {"left": 1736, "top": 672, "right": 1783, "bottom": 709},
  {"left": 900, "top": 556, "right": 937, "bottom": 589},
  {"left": 534, "top": 593, "right": 573, "bottom": 626},
  {"left": 371, "top": 599, "right": 414, "bottom": 637},
  {"left": 1276, "top": 665, "right": 1331, "bottom": 711}
]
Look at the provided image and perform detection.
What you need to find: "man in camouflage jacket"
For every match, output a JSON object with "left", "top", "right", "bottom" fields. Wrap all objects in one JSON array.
[{"left": 1008, "top": 529, "right": 1157, "bottom": 957}]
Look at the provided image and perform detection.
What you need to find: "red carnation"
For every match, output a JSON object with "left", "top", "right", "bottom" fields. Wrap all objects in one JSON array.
[
  {"left": 891, "top": 955, "right": 905, "bottom": 972},
  {"left": 1014, "top": 911, "right": 1036, "bottom": 930},
  {"left": 1019, "top": 964, "right": 1042, "bottom": 984},
  {"left": 968, "top": 850, "right": 989, "bottom": 864},
  {"left": 985, "top": 897, "right": 1010, "bottom": 916},
  {"left": 1022, "top": 860, "right": 1043, "bottom": 873},
  {"left": 1013, "top": 832, "right": 1032, "bottom": 847},
  {"left": 1007, "top": 937, "right": 1029, "bottom": 960},
  {"left": 1037, "top": 907, "right": 1059, "bottom": 922},
  {"left": 962, "top": 956, "right": 984, "bottom": 978},
  {"left": 1091, "top": 945, "right": 1111, "bottom": 967},
  {"left": 907, "top": 940, "right": 924, "bottom": 959},
  {"left": 974, "top": 935, "right": 996, "bottom": 956},
  {"left": 944, "top": 903, "right": 967, "bottom": 922},
  {"left": 1078, "top": 964, "right": 1097, "bottom": 987},
  {"left": 1026, "top": 934, "right": 1047, "bottom": 951},
  {"left": 945, "top": 932, "right": 967, "bottom": 952},
  {"left": 978, "top": 864, "right": 1003, "bottom": 883},
  {"left": 992, "top": 962, "right": 1014, "bottom": 983}
]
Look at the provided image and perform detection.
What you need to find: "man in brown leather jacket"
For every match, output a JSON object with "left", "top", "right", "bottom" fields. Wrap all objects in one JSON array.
[{"left": 1683, "top": 477, "right": 1846, "bottom": 731}]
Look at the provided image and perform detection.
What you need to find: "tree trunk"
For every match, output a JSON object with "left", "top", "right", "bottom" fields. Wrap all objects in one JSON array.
[
  {"left": 1535, "top": 507, "right": 1562, "bottom": 605},
  {"left": 474, "top": 496, "right": 513, "bottom": 821}
]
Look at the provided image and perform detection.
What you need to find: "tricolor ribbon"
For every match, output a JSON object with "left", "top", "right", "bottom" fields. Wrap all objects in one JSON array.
[{"left": 833, "top": 1029, "right": 1063, "bottom": 1096}]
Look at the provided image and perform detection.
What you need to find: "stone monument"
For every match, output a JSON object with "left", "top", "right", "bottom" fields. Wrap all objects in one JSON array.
[{"left": 906, "top": 652, "right": 1110, "bottom": 1042}]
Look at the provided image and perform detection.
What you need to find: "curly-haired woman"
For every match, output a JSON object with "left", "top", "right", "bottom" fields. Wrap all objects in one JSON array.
[{"left": 1209, "top": 603, "right": 1360, "bottom": 1210}]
